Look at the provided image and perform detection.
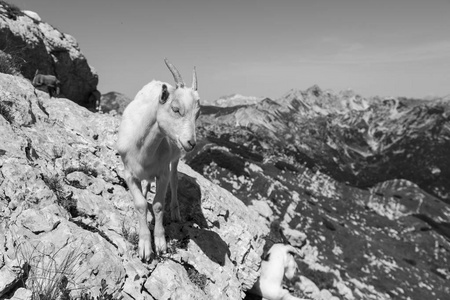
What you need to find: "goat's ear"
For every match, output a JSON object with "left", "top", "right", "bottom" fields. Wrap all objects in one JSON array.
[{"left": 160, "top": 84, "right": 169, "bottom": 104}]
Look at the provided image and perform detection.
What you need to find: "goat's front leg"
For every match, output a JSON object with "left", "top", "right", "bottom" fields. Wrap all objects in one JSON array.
[
  {"left": 124, "top": 171, "right": 152, "bottom": 261},
  {"left": 154, "top": 170, "right": 170, "bottom": 254},
  {"left": 141, "top": 180, "right": 150, "bottom": 199},
  {"left": 169, "top": 160, "right": 181, "bottom": 221}
]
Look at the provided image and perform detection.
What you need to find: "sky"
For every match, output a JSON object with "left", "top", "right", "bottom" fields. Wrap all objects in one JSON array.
[{"left": 12, "top": 0, "right": 450, "bottom": 101}]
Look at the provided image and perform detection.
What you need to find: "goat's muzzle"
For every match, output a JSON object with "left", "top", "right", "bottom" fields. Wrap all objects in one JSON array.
[{"left": 184, "top": 140, "right": 196, "bottom": 152}]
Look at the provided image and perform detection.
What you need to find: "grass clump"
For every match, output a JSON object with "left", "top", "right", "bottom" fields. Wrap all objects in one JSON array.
[
  {"left": 16, "top": 240, "right": 84, "bottom": 300},
  {"left": 183, "top": 264, "right": 208, "bottom": 291},
  {"left": 41, "top": 173, "right": 78, "bottom": 216},
  {"left": 0, "top": 100, "right": 14, "bottom": 123},
  {"left": 16, "top": 240, "right": 123, "bottom": 300},
  {"left": 121, "top": 222, "right": 139, "bottom": 251}
]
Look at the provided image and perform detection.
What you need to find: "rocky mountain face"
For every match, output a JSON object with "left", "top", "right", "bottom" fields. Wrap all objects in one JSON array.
[
  {"left": 186, "top": 86, "right": 450, "bottom": 299},
  {"left": 0, "top": 74, "right": 267, "bottom": 300},
  {"left": 99, "top": 91, "right": 132, "bottom": 115},
  {"left": 0, "top": 2, "right": 99, "bottom": 109}
]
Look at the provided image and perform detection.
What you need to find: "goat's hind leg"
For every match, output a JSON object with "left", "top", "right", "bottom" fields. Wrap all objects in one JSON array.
[
  {"left": 169, "top": 159, "right": 181, "bottom": 221},
  {"left": 125, "top": 171, "right": 153, "bottom": 261}
]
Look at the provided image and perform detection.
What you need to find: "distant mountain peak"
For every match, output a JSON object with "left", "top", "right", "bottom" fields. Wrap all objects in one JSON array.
[{"left": 209, "top": 93, "right": 264, "bottom": 107}]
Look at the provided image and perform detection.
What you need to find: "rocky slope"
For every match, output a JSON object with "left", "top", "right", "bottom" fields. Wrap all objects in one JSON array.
[
  {"left": 0, "top": 74, "right": 267, "bottom": 300},
  {"left": 186, "top": 86, "right": 450, "bottom": 300},
  {"left": 0, "top": 2, "right": 99, "bottom": 109}
]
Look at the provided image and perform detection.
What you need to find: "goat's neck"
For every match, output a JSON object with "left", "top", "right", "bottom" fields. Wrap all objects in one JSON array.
[{"left": 138, "top": 117, "right": 165, "bottom": 152}]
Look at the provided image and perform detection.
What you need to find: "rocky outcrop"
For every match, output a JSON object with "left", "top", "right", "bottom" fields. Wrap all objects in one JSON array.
[
  {"left": 0, "top": 73, "right": 268, "bottom": 299},
  {"left": 0, "top": 2, "right": 99, "bottom": 109}
]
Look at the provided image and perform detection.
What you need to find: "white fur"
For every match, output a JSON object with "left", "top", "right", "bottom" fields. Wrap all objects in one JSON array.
[
  {"left": 117, "top": 60, "right": 199, "bottom": 261},
  {"left": 249, "top": 244, "right": 307, "bottom": 300}
]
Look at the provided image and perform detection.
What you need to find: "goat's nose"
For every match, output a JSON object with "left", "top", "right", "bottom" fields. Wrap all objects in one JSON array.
[{"left": 188, "top": 140, "right": 196, "bottom": 150}]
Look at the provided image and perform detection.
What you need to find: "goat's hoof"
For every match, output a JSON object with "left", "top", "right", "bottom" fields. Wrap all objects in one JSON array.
[
  {"left": 139, "top": 238, "right": 153, "bottom": 262},
  {"left": 154, "top": 236, "right": 167, "bottom": 254}
]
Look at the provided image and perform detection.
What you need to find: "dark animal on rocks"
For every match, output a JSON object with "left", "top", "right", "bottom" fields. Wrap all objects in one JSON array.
[{"left": 32, "top": 70, "right": 60, "bottom": 97}]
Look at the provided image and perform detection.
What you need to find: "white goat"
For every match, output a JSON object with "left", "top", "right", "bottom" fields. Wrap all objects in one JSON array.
[
  {"left": 249, "top": 244, "right": 307, "bottom": 300},
  {"left": 117, "top": 59, "right": 200, "bottom": 261},
  {"left": 32, "top": 70, "right": 60, "bottom": 97}
]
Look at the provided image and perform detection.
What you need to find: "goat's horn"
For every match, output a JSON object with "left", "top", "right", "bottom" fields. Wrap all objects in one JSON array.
[
  {"left": 164, "top": 58, "right": 185, "bottom": 88},
  {"left": 192, "top": 67, "right": 197, "bottom": 91}
]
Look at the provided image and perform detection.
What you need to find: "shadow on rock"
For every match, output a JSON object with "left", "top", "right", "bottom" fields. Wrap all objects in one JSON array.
[{"left": 164, "top": 172, "right": 231, "bottom": 266}]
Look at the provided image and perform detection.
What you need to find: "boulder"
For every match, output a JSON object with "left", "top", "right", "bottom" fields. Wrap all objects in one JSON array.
[{"left": 0, "top": 2, "right": 99, "bottom": 109}]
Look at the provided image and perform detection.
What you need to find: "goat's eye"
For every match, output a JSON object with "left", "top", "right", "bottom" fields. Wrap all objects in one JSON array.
[{"left": 171, "top": 106, "right": 181, "bottom": 114}]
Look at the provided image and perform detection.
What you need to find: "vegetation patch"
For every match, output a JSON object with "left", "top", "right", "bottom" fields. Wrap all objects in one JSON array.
[
  {"left": 41, "top": 174, "right": 77, "bottom": 215},
  {"left": 16, "top": 240, "right": 123, "bottom": 300},
  {"left": 121, "top": 222, "right": 139, "bottom": 251},
  {"left": 166, "top": 235, "right": 190, "bottom": 255},
  {"left": 0, "top": 50, "right": 22, "bottom": 75},
  {"left": 0, "top": 101, "right": 14, "bottom": 123},
  {"left": 183, "top": 263, "right": 208, "bottom": 291},
  {"left": 79, "top": 278, "right": 124, "bottom": 300}
]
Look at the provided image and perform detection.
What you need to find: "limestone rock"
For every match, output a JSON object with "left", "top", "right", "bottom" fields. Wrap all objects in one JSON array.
[
  {"left": 8, "top": 287, "right": 33, "bottom": 300},
  {"left": 0, "top": 73, "right": 268, "bottom": 299},
  {"left": 0, "top": 2, "right": 99, "bottom": 109},
  {"left": 21, "top": 10, "right": 40, "bottom": 21},
  {"left": 0, "top": 260, "right": 26, "bottom": 299}
]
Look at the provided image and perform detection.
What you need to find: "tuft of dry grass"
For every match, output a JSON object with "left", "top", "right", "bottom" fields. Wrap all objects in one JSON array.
[
  {"left": 16, "top": 240, "right": 85, "bottom": 300},
  {"left": 15, "top": 239, "right": 124, "bottom": 300}
]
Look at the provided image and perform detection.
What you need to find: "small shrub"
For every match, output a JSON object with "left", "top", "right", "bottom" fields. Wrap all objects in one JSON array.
[
  {"left": 16, "top": 241, "right": 84, "bottom": 300},
  {"left": 16, "top": 239, "right": 124, "bottom": 300},
  {"left": 0, "top": 50, "right": 22, "bottom": 75},
  {"left": 121, "top": 222, "right": 139, "bottom": 251},
  {"left": 0, "top": 100, "right": 14, "bottom": 123},
  {"left": 184, "top": 264, "right": 208, "bottom": 291},
  {"left": 79, "top": 279, "right": 124, "bottom": 300},
  {"left": 41, "top": 174, "right": 77, "bottom": 215}
]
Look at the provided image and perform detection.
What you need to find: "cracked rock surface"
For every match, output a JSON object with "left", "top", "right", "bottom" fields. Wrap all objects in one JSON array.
[{"left": 0, "top": 74, "right": 267, "bottom": 299}]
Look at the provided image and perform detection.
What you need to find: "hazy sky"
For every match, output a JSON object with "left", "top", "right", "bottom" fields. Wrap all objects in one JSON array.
[{"left": 14, "top": 0, "right": 450, "bottom": 101}]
